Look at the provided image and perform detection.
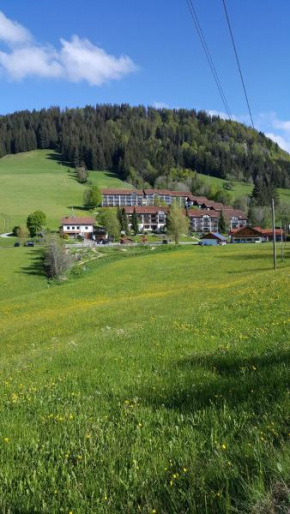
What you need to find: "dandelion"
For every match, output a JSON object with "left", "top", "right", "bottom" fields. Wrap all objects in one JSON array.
[
  {"left": 3, "top": 438, "right": 9, "bottom": 443},
  {"left": 222, "top": 444, "right": 227, "bottom": 450},
  {"left": 183, "top": 467, "right": 188, "bottom": 473}
]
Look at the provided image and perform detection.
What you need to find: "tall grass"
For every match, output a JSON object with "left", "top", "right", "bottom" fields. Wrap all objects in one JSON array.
[{"left": 0, "top": 243, "right": 290, "bottom": 512}]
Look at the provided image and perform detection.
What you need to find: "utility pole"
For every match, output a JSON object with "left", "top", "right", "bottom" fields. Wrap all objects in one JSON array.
[
  {"left": 280, "top": 221, "right": 284, "bottom": 261},
  {"left": 271, "top": 198, "right": 277, "bottom": 270}
]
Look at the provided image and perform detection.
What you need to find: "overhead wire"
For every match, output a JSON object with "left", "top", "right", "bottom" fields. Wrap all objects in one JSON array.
[
  {"left": 221, "top": 0, "right": 255, "bottom": 129},
  {"left": 186, "top": 0, "right": 232, "bottom": 120}
]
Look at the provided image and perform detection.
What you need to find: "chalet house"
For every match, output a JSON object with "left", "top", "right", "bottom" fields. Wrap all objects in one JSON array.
[
  {"left": 200, "top": 232, "right": 227, "bottom": 245},
  {"left": 230, "top": 226, "right": 264, "bottom": 243},
  {"left": 123, "top": 206, "right": 168, "bottom": 232},
  {"left": 187, "top": 210, "right": 219, "bottom": 233},
  {"left": 253, "top": 227, "right": 285, "bottom": 242},
  {"left": 60, "top": 216, "right": 96, "bottom": 239}
]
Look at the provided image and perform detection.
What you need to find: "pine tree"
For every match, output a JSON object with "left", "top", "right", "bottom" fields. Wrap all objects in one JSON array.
[
  {"left": 218, "top": 211, "right": 227, "bottom": 233},
  {"left": 131, "top": 208, "right": 139, "bottom": 235},
  {"left": 117, "top": 208, "right": 129, "bottom": 234}
]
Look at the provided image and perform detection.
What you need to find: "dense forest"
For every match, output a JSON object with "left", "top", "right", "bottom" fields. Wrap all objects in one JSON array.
[{"left": 0, "top": 104, "right": 290, "bottom": 191}]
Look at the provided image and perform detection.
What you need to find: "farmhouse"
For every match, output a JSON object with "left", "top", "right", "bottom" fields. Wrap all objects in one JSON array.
[
  {"left": 230, "top": 227, "right": 264, "bottom": 243},
  {"left": 60, "top": 216, "right": 96, "bottom": 239},
  {"left": 200, "top": 232, "right": 227, "bottom": 245},
  {"left": 253, "top": 227, "right": 285, "bottom": 242}
]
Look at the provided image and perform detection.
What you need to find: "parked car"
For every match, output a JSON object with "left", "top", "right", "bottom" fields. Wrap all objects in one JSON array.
[
  {"left": 14, "top": 242, "right": 20, "bottom": 247},
  {"left": 162, "top": 239, "right": 169, "bottom": 244},
  {"left": 24, "top": 241, "right": 34, "bottom": 247}
]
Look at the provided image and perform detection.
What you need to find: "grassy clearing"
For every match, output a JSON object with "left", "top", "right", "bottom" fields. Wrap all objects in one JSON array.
[
  {"left": 0, "top": 243, "right": 290, "bottom": 512},
  {"left": 198, "top": 172, "right": 290, "bottom": 206},
  {"left": 0, "top": 150, "right": 132, "bottom": 231}
]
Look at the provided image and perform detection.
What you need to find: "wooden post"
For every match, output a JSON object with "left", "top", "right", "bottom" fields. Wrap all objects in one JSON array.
[
  {"left": 280, "top": 221, "right": 284, "bottom": 261},
  {"left": 272, "top": 198, "right": 277, "bottom": 270}
]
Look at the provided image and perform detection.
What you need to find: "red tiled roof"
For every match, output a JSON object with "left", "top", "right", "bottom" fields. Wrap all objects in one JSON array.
[
  {"left": 123, "top": 206, "right": 168, "bottom": 214},
  {"left": 190, "top": 196, "right": 211, "bottom": 203},
  {"left": 223, "top": 208, "right": 247, "bottom": 219},
  {"left": 254, "top": 227, "right": 284, "bottom": 236},
  {"left": 61, "top": 216, "right": 95, "bottom": 225},
  {"left": 230, "top": 226, "right": 263, "bottom": 236},
  {"left": 187, "top": 209, "right": 219, "bottom": 218},
  {"left": 102, "top": 188, "right": 194, "bottom": 198},
  {"left": 101, "top": 189, "right": 141, "bottom": 195}
]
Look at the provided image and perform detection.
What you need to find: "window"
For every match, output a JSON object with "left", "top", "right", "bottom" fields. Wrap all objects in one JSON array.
[
  {"left": 85, "top": 226, "right": 88, "bottom": 230},
  {"left": 72, "top": 227, "right": 75, "bottom": 230},
  {"left": 77, "top": 226, "right": 80, "bottom": 230}
]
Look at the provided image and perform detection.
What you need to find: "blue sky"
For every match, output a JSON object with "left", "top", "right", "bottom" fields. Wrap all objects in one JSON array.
[{"left": 0, "top": 1, "right": 290, "bottom": 151}]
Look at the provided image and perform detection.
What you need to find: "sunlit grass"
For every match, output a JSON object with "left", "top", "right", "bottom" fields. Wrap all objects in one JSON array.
[{"left": 0, "top": 243, "right": 290, "bottom": 512}]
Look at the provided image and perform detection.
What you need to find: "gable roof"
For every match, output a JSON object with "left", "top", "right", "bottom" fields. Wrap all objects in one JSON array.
[
  {"left": 61, "top": 216, "right": 95, "bottom": 225},
  {"left": 123, "top": 206, "right": 168, "bottom": 214},
  {"left": 231, "top": 226, "right": 263, "bottom": 237},
  {"left": 201, "top": 232, "right": 227, "bottom": 241},
  {"left": 101, "top": 189, "right": 141, "bottom": 195},
  {"left": 187, "top": 209, "right": 219, "bottom": 218},
  {"left": 223, "top": 208, "right": 247, "bottom": 219}
]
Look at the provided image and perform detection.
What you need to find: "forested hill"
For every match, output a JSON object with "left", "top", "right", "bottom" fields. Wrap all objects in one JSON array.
[{"left": 0, "top": 105, "right": 290, "bottom": 189}]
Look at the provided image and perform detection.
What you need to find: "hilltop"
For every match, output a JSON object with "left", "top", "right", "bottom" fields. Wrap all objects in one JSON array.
[{"left": 1, "top": 105, "right": 290, "bottom": 193}]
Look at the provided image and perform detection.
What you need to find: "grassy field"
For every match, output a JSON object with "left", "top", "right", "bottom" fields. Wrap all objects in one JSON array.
[
  {"left": 0, "top": 150, "right": 132, "bottom": 231},
  {"left": 0, "top": 242, "right": 290, "bottom": 512},
  {"left": 198, "top": 172, "right": 290, "bottom": 206}
]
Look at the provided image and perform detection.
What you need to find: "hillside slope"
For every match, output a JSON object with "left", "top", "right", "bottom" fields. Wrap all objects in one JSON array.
[
  {"left": 0, "top": 244, "right": 290, "bottom": 512},
  {"left": 0, "top": 150, "right": 132, "bottom": 230},
  {"left": 1, "top": 105, "right": 290, "bottom": 190}
]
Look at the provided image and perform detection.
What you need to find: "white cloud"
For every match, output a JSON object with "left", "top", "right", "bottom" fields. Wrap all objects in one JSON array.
[
  {"left": 207, "top": 109, "right": 290, "bottom": 154},
  {"left": 0, "top": 11, "right": 31, "bottom": 45},
  {"left": 264, "top": 132, "right": 290, "bottom": 152},
  {"left": 0, "top": 46, "right": 62, "bottom": 80},
  {"left": 207, "top": 109, "right": 230, "bottom": 120},
  {"left": 60, "top": 36, "right": 136, "bottom": 86},
  {"left": 0, "top": 11, "right": 137, "bottom": 85},
  {"left": 153, "top": 101, "right": 169, "bottom": 109}
]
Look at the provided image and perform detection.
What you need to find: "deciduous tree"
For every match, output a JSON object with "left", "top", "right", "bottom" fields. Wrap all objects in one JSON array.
[
  {"left": 26, "top": 210, "right": 46, "bottom": 237},
  {"left": 166, "top": 203, "right": 188, "bottom": 244}
]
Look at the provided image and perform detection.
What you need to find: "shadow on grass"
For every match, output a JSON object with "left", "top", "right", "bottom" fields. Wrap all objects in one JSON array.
[
  {"left": 66, "top": 205, "right": 91, "bottom": 212},
  {"left": 20, "top": 248, "right": 46, "bottom": 277},
  {"left": 136, "top": 346, "right": 290, "bottom": 413},
  {"left": 46, "top": 152, "right": 72, "bottom": 168}
]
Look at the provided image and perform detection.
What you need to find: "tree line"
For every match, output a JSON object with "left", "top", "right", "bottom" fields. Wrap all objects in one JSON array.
[{"left": 1, "top": 105, "right": 290, "bottom": 192}]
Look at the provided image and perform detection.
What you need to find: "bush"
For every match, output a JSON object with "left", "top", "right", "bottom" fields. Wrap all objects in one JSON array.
[{"left": 43, "top": 237, "right": 72, "bottom": 279}]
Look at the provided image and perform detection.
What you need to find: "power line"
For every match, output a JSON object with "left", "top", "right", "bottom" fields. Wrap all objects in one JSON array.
[
  {"left": 221, "top": 0, "right": 255, "bottom": 129},
  {"left": 186, "top": 0, "right": 232, "bottom": 120}
]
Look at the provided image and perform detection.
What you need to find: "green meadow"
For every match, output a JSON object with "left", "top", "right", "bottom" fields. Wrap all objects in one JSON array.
[
  {"left": 0, "top": 242, "right": 290, "bottom": 513},
  {"left": 0, "top": 150, "right": 132, "bottom": 231},
  {"left": 198, "top": 172, "right": 290, "bottom": 205}
]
